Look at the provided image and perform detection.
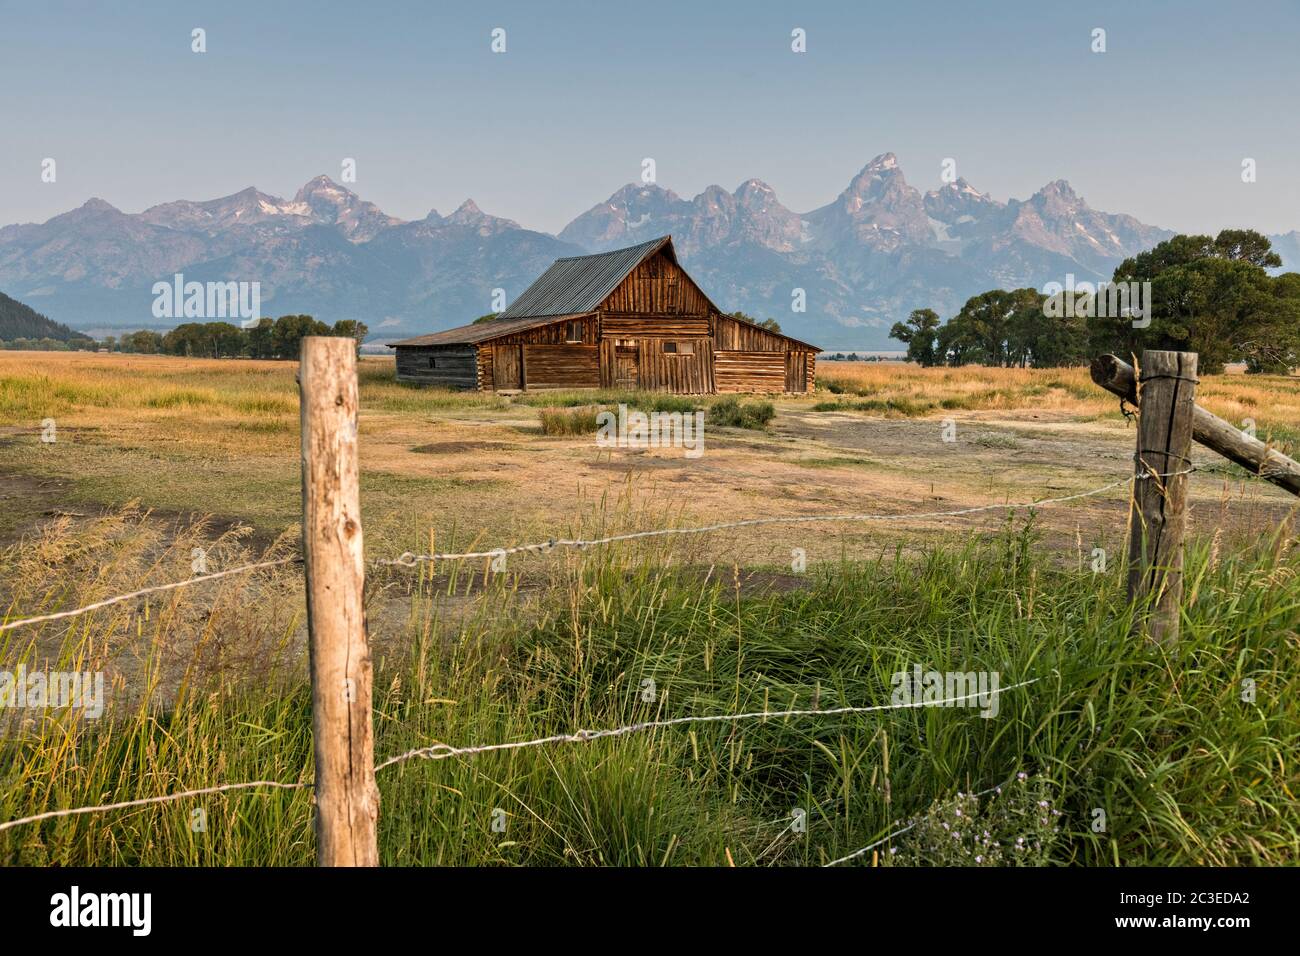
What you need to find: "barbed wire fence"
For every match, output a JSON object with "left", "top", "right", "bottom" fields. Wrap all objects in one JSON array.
[
  {"left": 0, "top": 343, "right": 1280, "bottom": 864},
  {"left": 0, "top": 443, "right": 1114, "bottom": 858}
]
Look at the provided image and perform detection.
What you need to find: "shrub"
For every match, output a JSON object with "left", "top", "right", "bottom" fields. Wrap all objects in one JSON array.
[
  {"left": 707, "top": 396, "right": 775, "bottom": 429},
  {"left": 539, "top": 406, "right": 601, "bottom": 435}
]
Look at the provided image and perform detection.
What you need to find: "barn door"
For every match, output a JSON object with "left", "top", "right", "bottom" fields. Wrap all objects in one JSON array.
[
  {"left": 614, "top": 341, "right": 639, "bottom": 389},
  {"left": 493, "top": 345, "right": 523, "bottom": 390}
]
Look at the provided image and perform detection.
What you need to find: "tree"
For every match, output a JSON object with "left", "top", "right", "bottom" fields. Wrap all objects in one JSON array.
[
  {"left": 247, "top": 318, "right": 275, "bottom": 359},
  {"left": 937, "top": 288, "right": 1042, "bottom": 367},
  {"left": 123, "top": 330, "right": 163, "bottom": 354},
  {"left": 1098, "top": 229, "right": 1298, "bottom": 374},
  {"left": 889, "top": 309, "right": 941, "bottom": 366},
  {"left": 471, "top": 313, "right": 501, "bottom": 324},
  {"left": 271, "top": 314, "right": 329, "bottom": 358},
  {"left": 331, "top": 319, "right": 369, "bottom": 355},
  {"left": 1012, "top": 297, "right": 1088, "bottom": 367}
]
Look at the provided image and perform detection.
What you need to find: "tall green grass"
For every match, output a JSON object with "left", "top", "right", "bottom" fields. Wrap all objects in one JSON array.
[{"left": 1, "top": 512, "right": 1297, "bottom": 865}]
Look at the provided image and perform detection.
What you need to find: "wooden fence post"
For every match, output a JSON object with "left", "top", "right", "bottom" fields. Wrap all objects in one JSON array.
[
  {"left": 299, "top": 336, "right": 380, "bottom": 866},
  {"left": 1127, "top": 350, "right": 1197, "bottom": 644}
]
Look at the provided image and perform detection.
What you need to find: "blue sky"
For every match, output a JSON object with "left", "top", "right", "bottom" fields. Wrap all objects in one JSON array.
[{"left": 2, "top": 0, "right": 1297, "bottom": 235}]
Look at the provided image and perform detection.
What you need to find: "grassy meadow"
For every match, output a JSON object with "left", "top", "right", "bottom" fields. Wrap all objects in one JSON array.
[{"left": 1, "top": 351, "right": 1298, "bottom": 865}]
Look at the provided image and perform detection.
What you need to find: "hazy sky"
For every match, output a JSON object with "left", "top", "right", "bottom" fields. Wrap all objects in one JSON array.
[{"left": 3, "top": 0, "right": 1297, "bottom": 235}]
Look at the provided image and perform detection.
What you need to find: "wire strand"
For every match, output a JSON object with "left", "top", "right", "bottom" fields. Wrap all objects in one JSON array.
[
  {"left": 376, "top": 478, "right": 1137, "bottom": 566},
  {"left": 374, "top": 677, "right": 1040, "bottom": 771},
  {"left": 0, "top": 780, "right": 309, "bottom": 834},
  {"left": 0, "top": 556, "right": 301, "bottom": 634}
]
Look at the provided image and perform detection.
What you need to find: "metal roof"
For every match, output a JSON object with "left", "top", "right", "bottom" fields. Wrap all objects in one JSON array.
[
  {"left": 388, "top": 312, "right": 594, "bottom": 348},
  {"left": 497, "top": 235, "right": 675, "bottom": 320}
]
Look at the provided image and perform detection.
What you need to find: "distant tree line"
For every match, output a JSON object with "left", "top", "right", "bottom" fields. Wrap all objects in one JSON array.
[
  {"left": 0, "top": 315, "right": 368, "bottom": 358},
  {"left": 0, "top": 336, "right": 99, "bottom": 351},
  {"left": 150, "top": 316, "right": 367, "bottom": 358},
  {"left": 890, "top": 229, "right": 1300, "bottom": 374}
]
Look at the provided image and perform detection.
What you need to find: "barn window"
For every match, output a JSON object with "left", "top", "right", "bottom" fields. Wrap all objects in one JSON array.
[
  {"left": 662, "top": 341, "right": 677, "bottom": 354},
  {"left": 678, "top": 341, "right": 694, "bottom": 355},
  {"left": 565, "top": 321, "right": 583, "bottom": 343},
  {"left": 428, "top": 356, "right": 437, "bottom": 369}
]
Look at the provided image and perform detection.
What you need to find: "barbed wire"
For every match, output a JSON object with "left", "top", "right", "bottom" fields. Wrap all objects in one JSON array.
[
  {"left": 376, "top": 476, "right": 1140, "bottom": 566},
  {"left": 0, "top": 475, "right": 1141, "bottom": 633},
  {"left": 0, "top": 679, "right": 1041, "bottom": 834},
  {"left": 0, "top": 556, "right": 300, "bottom": 634},
  {"left": 374, "top": 677, "right": 1041, "bottom": 771},
  {"left": 0, "top": 780, "right": 309, "bottom": 834}
]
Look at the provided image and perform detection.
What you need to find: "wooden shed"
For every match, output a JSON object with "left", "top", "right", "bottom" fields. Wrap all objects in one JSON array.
[{"left": 390, "top": 236, "right": 819, "bottom": 394}]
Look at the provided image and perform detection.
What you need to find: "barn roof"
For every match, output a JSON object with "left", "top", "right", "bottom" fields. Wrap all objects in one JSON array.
[
  {"left": 389, "top": 234, "right": 822, "bottom": 352},
  {"left": 388, "top": 312, "right": 594, "bottom": 348},
  {"left": 497, "top": 235, "right": 677, "bottom": 320}
]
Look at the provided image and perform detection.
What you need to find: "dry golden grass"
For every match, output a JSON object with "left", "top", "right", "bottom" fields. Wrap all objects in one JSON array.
[
  {"left": 816, "top": 360, "right": 1300, "bottom": 440},
  {"left": 1, "top": 351, "right": 1296, "bottom": 567}
]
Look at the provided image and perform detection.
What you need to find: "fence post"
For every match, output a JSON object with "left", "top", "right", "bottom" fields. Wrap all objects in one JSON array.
[
  {"left": 1127, "top": 349, "right": 1197, "bottom": 644},
  {"left": 299, "top": 336, "right": 380, "bottom": 866}
]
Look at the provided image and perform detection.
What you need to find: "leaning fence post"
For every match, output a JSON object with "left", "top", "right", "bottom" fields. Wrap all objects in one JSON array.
[
  {"left": 1126, "top": 349, "right": 1197, "bottom": 644},
  {"left": 299, "top": 336, "right": 380, "bottom": 866}
]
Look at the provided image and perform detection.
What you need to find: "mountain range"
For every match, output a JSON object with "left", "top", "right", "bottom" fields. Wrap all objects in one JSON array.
[{"left": 3, "top": 154, "right": 1296, "bottom": 349}]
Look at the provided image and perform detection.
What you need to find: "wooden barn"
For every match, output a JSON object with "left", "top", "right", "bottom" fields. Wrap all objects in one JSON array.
[{"left": 389, "top": 236, "right": 819, "bottom": 394}]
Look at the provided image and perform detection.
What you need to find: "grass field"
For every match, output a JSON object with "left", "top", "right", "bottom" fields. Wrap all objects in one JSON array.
[{"left": 1, "top": 351, "right": 1297, "bottom": 865}]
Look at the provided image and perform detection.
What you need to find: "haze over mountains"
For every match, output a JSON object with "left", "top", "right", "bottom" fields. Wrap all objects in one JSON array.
[{"left": 3, "top": 154, "right": 1296, "bottom": 349}]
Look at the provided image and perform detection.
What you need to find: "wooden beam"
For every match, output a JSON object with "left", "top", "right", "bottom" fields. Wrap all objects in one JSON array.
[
  {"left": 299, "top": 336, "right": 380, "bottom": 866},
  {"left": 1091, "top": 353, "right": 1300, "bottom": 497},
  {"left": 1126, "top": 350, "right": 1196, "bottom": 644}
]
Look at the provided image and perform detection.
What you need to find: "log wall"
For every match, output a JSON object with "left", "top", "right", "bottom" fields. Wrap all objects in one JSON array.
[
  {"left": 602, "top": 313, "right": 710, "bottom": 337},
  {"left": 716, "top": 351, "right": 787, "bottom": 393},
  {"left": 394, "top": 345, "right": 479, "bottom": 389},
  {"left": 522, "top": 344, "right": 600, "bottom": 390}
]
